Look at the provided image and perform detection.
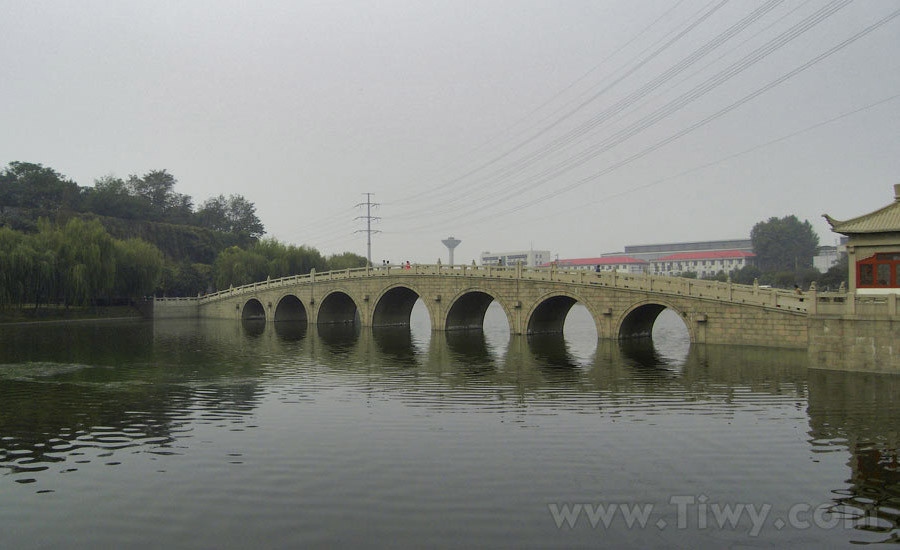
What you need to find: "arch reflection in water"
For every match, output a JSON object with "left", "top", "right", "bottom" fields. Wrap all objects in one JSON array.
[
  {"left": 315, "top": 323, "right": 361, "bottom": 356},
  {"left": 372, "top": 327, "right": 426, "bottom": 369},
  {"left": 273, "top": 319, "right": 308, "bottom": 343},
  {"left": 614, "top": 308, "right": 691, "bottom": 370},
  {"left": 241, "top": 319, "right": 266, "bottom": 338},
  {"left": 443, "top": 331, "right": 499, "bottom": 378},
  {"left": 525, "top": 334, "right": 584, "bottom": 383}
]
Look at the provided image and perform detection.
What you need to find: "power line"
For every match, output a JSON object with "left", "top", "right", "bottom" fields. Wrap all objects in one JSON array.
[
  {"left": 389, "top": 0, "right": 695, "bottom": 207},
  {"left": 450, "top": 5, "right": 900, "bottom": 230},
  {"left": 395, "top": 0, "right": 855, "bottom": 231},
  {"left": 525, "top": 90, "right": 900, "bottom": 223},
  {"left": 389, "top": 0, "right": 790, "bottom": 222}
]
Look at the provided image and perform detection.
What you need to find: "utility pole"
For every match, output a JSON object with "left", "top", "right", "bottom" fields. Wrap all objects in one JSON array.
[{"left": 355, "top": 193, "right": 380, "bottom": 267}]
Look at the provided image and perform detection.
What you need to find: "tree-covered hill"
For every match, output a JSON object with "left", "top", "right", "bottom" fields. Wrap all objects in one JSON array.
[{"left": 0, "top": 161, "right": 367, "bottom": 304}]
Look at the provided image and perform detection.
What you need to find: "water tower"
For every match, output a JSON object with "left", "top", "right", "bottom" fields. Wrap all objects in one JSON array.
[{"left": 441, "top": 237, "right": 461, "bottom": 265}]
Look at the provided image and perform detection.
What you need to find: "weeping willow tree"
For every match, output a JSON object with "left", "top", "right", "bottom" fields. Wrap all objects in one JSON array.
[
  {"left": 212, "top": 238, "right": 365, "bottom": 290},
  {"left": 0, "top": 218, "right": 164, "bottom": 309}
]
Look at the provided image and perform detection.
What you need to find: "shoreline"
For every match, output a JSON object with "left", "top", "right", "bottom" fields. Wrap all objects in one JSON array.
[
  {"left": 0, "top": 306, "right": 149, "bottom": 326},
  {"left": 0, "top": 316, "right": 147, "bottom": 327}
]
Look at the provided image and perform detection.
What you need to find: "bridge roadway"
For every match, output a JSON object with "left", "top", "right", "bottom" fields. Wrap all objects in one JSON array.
[{"left": 157, "top": 264, "right": 814, "bottom": 349}]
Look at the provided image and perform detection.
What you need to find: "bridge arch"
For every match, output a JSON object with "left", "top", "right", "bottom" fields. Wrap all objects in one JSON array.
[
  {"left": 274, "top": 294, "right": 308, "bottom": 322},
  {"left": 370, "top": 283, "right": 436, "bottom": 328},
  {"left": 241, "top": 297, "right": 266, "bottom": 321},
  {"left": 616, "top": 299, "right": 694, "bottom": 342},
  {"left": 444, "top": 288, "right": 513, "bottom": 332},
  {"left": 316, "top": 289, "right": 360, "bottom": 325},
  {"left": 524, "top": 291, "right": 602, "bottom": 336}
]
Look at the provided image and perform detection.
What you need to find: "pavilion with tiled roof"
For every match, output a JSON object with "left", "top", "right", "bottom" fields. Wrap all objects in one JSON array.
[{"left": 825, "top": 184, "right": 900, "bottom": 294}]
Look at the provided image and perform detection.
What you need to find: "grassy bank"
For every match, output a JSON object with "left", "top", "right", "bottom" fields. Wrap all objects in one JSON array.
[{"left": 0, "top": 305, "right": 145, "bottom": 324}]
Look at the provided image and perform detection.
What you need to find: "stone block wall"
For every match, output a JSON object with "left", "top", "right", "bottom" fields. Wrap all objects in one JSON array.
[
  {"left": 808, "top": 315, "right": 900, "bottom": 373},
  {"left": 153, "top": 298, "right": 200, "bottom": 319}
]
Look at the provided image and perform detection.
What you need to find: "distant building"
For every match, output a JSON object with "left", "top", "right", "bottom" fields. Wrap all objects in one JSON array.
[
  {"left": 813, "top": 237, "right": 849, "bottom": 273},
  {"left": 651, "top": 250, "right": 755, "bottom": 278},
  {"left": 813, "top": 246, "right": 840, "bottom": 273},
  {"left": 544, "top": 256, "right": 648, "bottom": 274},
  {"left": 480, "top": 249, "right": 551, "bottom": 267},
  {"left": 618, "top": 239, "right": 753, "bottom": 262}
]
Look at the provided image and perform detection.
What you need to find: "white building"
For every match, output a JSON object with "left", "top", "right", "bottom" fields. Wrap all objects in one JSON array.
[
  {"left": 480, "top": 250, "right": 551, "bottom": 267},
  {"left": 813, "top": 238, "right": 848, "bottom": 272},
  {"left": 813, "top": 246, "right": 840, "bottom": 272},
  {"left": 652, "top": 250, "right": 755, "bottom": 278},
  {"left": 543, "top": 256, "right": 648, "bottom": 274}
]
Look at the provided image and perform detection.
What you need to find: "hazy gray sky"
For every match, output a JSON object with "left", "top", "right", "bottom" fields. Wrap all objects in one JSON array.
[{"left": 2, "top": 0, "right": 899, "bottom": 264}]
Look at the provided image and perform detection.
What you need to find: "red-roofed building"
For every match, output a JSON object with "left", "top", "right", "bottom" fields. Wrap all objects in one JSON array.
[
  {"left": 651, "top": 250, "right": 755, "bottom": 278},
  {"left": 542, "top": 256, "right": 648, "bottom": 274}
]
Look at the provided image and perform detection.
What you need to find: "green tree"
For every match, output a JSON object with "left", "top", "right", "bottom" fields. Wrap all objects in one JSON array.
[
  {"left": 197, "top": 194, "right": 264, "bottom": 239},
  {"left": 84, "top": 175, "right": 151, "bottom": 219},
  {"left": 701, "top": 270, "right": 728, "bottom": 282},
  {"left": 732, "top": 264, "right": 762, "bottom": 285},
  {"left": 796, "top": 267, "right": 821, "bottom": 290},
  {"left": 127, "top": 170, "right": 177, "bottom": 211},
  {"left": 819, "top": 255, "right": 849, "bottom": 291},
  {"left": 159, "top": 261, "right": 213, "bottom": 296},
  {"left": 0, "top": 161, "right": 80, "bottom": 211},
  {"left": 225, "top": 195, "right": 264, "bottom": 239},
  {"left": 196, "top": 195, "right": 229, "bottom": 232},
  {"left": 114, "top": 238, "right": 164, "bottom": 298},
  {"left": 750, "top": 215, "right": 820, "bottom": 273},
  {"left": 213, "top": 246, "right": 268, "bottom": 289},
  {"left": 53, "top": 218, "right": 117, "bottom": 305},
  {"left": 326, "top": 252, "right": 367, "bottom": 270}
]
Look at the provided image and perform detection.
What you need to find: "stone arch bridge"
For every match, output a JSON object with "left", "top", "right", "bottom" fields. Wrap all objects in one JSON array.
[{"left": 156, "top": 264, "right": 813, "bottom": 349}]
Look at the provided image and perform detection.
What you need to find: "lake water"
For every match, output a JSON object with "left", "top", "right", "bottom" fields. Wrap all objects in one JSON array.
[{"left": 1, "top": 304, "right": 898, "bottom": 548}]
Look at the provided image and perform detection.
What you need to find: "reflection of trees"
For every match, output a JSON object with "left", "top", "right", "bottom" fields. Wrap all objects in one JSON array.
[
  {"left": 807, "top": 370, "right": 900, "bottom": 542},
  {"left": 0, "top": 320, "right": 268, "bottom": 484}
]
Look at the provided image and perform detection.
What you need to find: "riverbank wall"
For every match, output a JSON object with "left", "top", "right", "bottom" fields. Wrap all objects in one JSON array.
[{"left": 808, "top": 314, "right": 900, "bottom": 373}]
